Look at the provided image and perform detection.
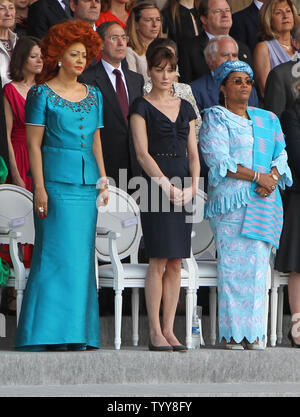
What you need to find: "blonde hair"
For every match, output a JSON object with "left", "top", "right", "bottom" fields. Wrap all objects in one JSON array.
[
  {"left": 126, "top": 1, "right": 162, "bottom": 56},
  {"left": 259, "top": 0, "right": 299, "bottom": 40}
]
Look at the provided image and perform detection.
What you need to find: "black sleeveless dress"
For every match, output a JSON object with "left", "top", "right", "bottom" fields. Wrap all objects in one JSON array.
[{"left": 130, "top": 97, "right": 196, "bottom": 258}]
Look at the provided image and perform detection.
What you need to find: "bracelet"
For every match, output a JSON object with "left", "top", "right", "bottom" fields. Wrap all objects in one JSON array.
[
  {"left": 97, "top": 177, "right": 109, "bottom": 189},
  {"left": 252, "top": 171, "right": 260, "bottom": 183}
]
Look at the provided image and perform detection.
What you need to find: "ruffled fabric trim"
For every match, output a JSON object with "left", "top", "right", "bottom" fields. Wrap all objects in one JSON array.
[
  {"left": 205, "top": 185, "right": 252, "bottom": 218},
  {"left": 271, "top": 159, "right": 293, "bottom": 190},
  {"left": 208, "top": 156, "right": 238, "bottom": 187},
  {"left": 219, "top": 332, "right": 265, "bottom": 344}
]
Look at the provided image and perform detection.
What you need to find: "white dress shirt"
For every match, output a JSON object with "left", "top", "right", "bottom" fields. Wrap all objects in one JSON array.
[
  {"left": 57, "top": 0, "right": 66, "bottom": 10},
  {"left": 254, "top": 0, "right": 264, "bottom": 10},
  {"left": 101, "top": 59, "right": 129, "bottom": 100}
]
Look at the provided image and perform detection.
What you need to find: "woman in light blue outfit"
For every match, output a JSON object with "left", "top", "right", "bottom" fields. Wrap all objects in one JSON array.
[
  {"left": 199, "top": 60, "right": 292, "bottom": 350},
  {"left": 15, "top": 20, "right": 109, "bottom": 351}
]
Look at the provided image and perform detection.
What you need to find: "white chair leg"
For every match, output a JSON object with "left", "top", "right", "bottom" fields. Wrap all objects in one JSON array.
[
  {"left": 209, "top": 287, "right": 217, "bottom": 346},
  {"left": 277, "top": 286, "right": 284, "bottom": 344},
  {"left": 270, "top": 282, "right": 279, "bottom": 347},
  {"left": 16, "top": 289, "right": 23, "bottom": 326},
  {"left": 263, "top": 290, "right": 270, "bottom": 349},
  {"left": 131, "top": 288, "right": 139, "bottom": 346},
  {"left": 185, "top": 288, "right": 194, "bottom": 349},
  {"left": 263, "top": 267, "right": 271, "bottom": 348},
  {"left": 114, "top": 289, "right": 123, "bottom": 350}
]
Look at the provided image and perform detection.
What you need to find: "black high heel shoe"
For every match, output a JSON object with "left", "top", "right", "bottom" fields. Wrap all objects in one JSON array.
[
  {"left": 288, "top": 331, "right": 300, "bottom": 348},
  {"left": 148, "top": 342, "right": 173, "bottom": 352}
]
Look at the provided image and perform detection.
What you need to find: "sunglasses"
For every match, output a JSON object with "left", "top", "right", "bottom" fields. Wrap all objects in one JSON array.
[{"left": 229, "top": 77, "right": 254, "bottom": 86}]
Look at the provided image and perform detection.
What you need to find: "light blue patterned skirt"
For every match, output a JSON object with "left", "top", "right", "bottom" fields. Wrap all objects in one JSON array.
[
  {"left": 15, "top": 181, "right": 100, "bottom": 351},
  {"left": 210, "top": 206, "right": 271, "bottom": 344}
]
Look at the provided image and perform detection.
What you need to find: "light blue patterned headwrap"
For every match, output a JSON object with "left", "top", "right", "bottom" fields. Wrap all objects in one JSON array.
[{"left": 213, "top": 60, "right": 254, "bottom": 88}]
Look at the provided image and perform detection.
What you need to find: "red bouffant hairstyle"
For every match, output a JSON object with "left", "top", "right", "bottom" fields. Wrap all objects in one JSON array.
[{"left": 36, "top": 20, "right": 101, "bottom": 84}]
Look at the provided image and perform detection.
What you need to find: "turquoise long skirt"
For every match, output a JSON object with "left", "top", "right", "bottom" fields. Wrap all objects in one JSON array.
[{"left": 15, "top": 181, "right": 100, "bottom": 351}]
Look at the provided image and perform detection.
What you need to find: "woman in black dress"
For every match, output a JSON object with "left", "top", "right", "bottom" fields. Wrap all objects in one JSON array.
[
  {"left": 130, "top": 45, "right": 200, "bottom": 351},
  {"left": 275, "top": 99, "right": 300, "bottom": 347}
]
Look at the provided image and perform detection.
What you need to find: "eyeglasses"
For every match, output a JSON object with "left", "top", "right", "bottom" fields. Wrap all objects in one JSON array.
[
  {"left": 209, "top": 8, "right": 231, "bottom": 15},
  {"left": 108, "top": 35, "right": 129, "bottom": 43},
  {"left": 229, "top": 77, "right": 254, "bottom": 86}
]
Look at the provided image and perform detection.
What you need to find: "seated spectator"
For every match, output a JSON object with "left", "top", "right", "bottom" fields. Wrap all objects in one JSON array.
[
  {"left": 96, "top": 0, "right": 129, "bottom": 29},
  {"left": 126, "top": 1, "right": 162, "bottom": 82},
  {"left": 3, "top": 36, "right": 42, "bottom": 191},
  {"left": 27, "top": 0, "right": 71, "bottom": 39},
  {"left": 177, "top": 0, "right": 253, "bottom": 83},
  {"left": 264, "top": 23, "right": 300, "bottom": 117},
  {"left": 230, "top": 0, "right": 264, "bottom": 54},
  {"left": 14, "top": 0, "right": 29, "bottom": 37},
  {"left": 0, "top": 0, "right": 17, "bottom": 87},
  {"left": 161, "top": 0, "right": 202, "bottom": 45},
  {"left": 253, "top": 0, "right": 299, "bottom": 98},
  {"left": 70, "top": 0, "right": 100, "bottom": 27},
  {"left": 191, "top": 35, "right": 259, "bottom": 113}
]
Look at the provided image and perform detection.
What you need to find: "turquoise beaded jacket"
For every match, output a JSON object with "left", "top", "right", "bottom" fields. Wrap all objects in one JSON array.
[{"left": 25, "top": 84, "right": 104, "bottom": 185}]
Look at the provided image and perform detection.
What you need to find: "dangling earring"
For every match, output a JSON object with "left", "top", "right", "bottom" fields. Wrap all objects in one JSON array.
[
  {"left": 224, "top": 94, "right": 228, "bottom": 109},
  {"left": 58, "top": 61, "right": 62, "bottom": 68}
]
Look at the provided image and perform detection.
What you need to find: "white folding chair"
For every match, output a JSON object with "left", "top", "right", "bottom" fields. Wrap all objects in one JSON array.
[
  {"left": 270, "top": 269, "right": 289, "bottom": 346},
  {"left": 191, "top": 189, "right": 218, "bottom": 345},
  {"left": 95, "top": 186, "right": 197, "bottom": 349},
  {"left": 0, "top": 185, "right": 34, "bottom": 323}
]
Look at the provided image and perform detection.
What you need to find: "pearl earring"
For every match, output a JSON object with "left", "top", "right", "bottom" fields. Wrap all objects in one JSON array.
[{"left": 58, "top": 61, "right": 62, "bottom": 68}]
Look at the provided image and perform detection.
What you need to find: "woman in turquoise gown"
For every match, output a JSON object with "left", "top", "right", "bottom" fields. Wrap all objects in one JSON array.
[{"left": 15, "top": 20, "right": 108, "bottom": 351}]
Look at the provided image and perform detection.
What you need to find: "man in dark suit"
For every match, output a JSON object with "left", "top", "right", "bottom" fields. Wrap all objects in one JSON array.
[
  {"left": 230, "top": 0, "right": 264, "bottom": 54},
  {"left": 27, "top": 0, "right": 71, "bottom": 38},
  {"left": 177, "top": 0, "right": 253, "bottom": 83},
  {"left": 70, "top": 0, "right": 100, "bottom": 27},
  {"left": 264, "top": 60, "right": 300, "bottom": 118},
  {"left": 191, "top": 35, "right": 259, "bottom": 113},
  {"left": 80, "top": 21, "right": 144, "bottom": 188}
]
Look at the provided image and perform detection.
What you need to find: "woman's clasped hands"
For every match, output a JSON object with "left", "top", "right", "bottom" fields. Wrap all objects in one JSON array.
[
  {"left": 255, "top": 171, "right": 278, "bottom": 198},
  {"left": 160, "top": 177, "right": 195, "bottom": 206}
]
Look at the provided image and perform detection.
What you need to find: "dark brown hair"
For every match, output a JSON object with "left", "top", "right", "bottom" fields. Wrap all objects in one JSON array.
[
  {"left": 9, "top": 36, "right": 41, "bottom": 82},
  {"left": 146, "top": 37, "right": 178, "bottom": 57},
  {"left": 146, "top": 45, "right": 177, "bottom": 70}
]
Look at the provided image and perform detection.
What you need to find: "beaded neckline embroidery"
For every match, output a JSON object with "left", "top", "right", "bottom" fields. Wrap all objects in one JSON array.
[{"left": 32, "top": 84, "right": 98, "bottom": 113}]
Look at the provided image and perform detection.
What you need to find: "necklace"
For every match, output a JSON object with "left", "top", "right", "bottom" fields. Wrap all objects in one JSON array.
[{"left": 279, "top": 42, "right": 293, "bottom": 51}]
